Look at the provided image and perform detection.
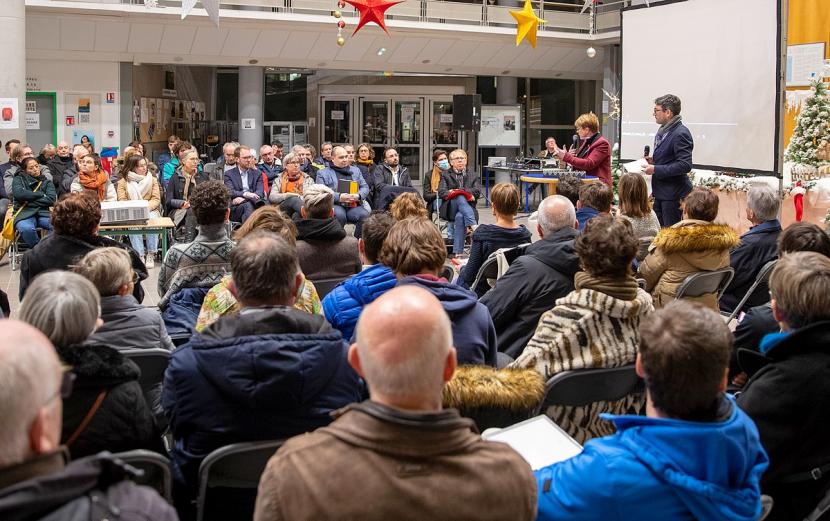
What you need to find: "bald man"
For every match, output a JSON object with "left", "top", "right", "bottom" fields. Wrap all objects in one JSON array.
[
  {"left": 47, "top": 140, "right": 74, "bottom": 196},
  {"left": 254, "top": 286, "right": 537, "bottom": 521},
  {"left": 0, "top": 320, "right": 177, "bottom": 520}
]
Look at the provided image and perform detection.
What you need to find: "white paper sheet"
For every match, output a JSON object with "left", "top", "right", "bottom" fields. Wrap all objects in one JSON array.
[{"left": 483, "top": 415, "right": 583, "bottom": 470}]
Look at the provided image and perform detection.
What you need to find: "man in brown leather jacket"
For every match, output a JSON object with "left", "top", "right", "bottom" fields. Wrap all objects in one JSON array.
[{"left": 254, "top": 285, "right": 537, "bottom": 521}]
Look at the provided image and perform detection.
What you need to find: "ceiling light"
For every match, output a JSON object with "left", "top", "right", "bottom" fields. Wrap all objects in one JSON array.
[
  {"left": 501, "top": 70, "right": 510, "bottom": 75},
  {"left": 249, "top": 59, "right": 259, "bottom": 64},
  {"left": 377, "top": 47, "right": 386, "bottom": 56},
  {"left": 173, "top": 56, "right": 183, "bottom": 62},
  {"left": 586, "top": 47, "right": 596, "bottom": 58},
  {"left": 422, "top": 59, "right": 431, "bottom": 64}
]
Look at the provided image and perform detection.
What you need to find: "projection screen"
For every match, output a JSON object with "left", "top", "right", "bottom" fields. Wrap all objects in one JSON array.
[{"left": 620, "top": 0, "right": 781, "bottom": 174}]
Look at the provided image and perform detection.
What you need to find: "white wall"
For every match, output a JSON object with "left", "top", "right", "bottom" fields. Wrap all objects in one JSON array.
[{"left": 25, "top": 59, "right": 120, "bottom": 152}]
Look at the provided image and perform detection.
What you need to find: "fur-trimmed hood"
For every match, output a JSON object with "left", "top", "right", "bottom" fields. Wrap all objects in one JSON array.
[
  {"left": 652, "top": 219, "right": 740, "bottom": 254},
  {"left": 443, "top": 366, "right": 545, "bottom": 412},
  {"left": 55, "top": 343, "right": 140, "bottom": 390}
]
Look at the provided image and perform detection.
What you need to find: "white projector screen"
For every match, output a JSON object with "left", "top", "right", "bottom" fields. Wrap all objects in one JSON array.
[{"left": 620, "top": 0, "right": 781, "bottom": 174}]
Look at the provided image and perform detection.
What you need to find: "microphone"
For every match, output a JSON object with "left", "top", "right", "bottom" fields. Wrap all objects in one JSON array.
[
  {"left": 572, "top": 134, "right": 579, "bottom": 148},
  {"left": 644, "top": 145, "right": 650, "bottom": 157}
]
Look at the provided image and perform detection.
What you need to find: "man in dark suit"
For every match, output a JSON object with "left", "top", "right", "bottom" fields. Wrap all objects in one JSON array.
[
  {"left": 223, "top": 144, "right": 264, "bottom": 223},
  {"left": 644, "top": 94, "right": 693, "bottom": 226}
]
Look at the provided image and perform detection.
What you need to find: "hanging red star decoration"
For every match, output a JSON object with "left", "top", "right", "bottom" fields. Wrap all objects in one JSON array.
[{"left": 342, "top": 0, "right": 404, "bottom": 36}]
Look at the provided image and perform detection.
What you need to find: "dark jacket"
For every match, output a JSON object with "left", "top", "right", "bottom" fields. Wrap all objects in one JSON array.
[
  {"left": 11, "top": 171, "right": 56, "bottom": 223},
  {"left": 437, "top": 169, "right": 481, "bottom": 221},
  {"left": 371, "top": 163, "right": 412, "bottom": 207},
  {"left": 162, "top": 306, "right": 364, "bottom": 494},
  {"left": 164, "top": 169, "right": 210, "bottom": 215},
  {"left": 481, "top": 227, "right": 580, "bottom": 358},
  {"left": 254, "top": 401, "right": 536, "bottom": 521},
  {"left": 87, "top": 295, "right": 175, "bottom": 351},
  {"left": 223, "top": 166, "right": 265, "bottom": 200},
  {"left": 0, "top": 451, "right": 177, "bottom": 521},
  {"left": 161, "top": 287, "right": 210, "bottom": 340},
  {"left": 459, "top": 224, "right": 532, "bottom": 289},
  {"left": 651, "top": 120, "right": 694, "bottom": 201},
  {"left": 561, "top": 134, "right": 612, "bottom": 186},
  {"left": 56, "top": 344, "right": 157, "bottom": 459},
  {"left": 295, "top": 217, "right": 361, "bottom": 280},
  {"left": 20, "top": 234, "right": 148, "bottom": 303},
  {"left": 720, "top": 220, "right": 781, "bottom": 313},
  {"left": 399, "top": 275, "right": 497, "bottom": 366},
  {"left": 733, "top": 304, "right": 777, "bottom": 355},
  {"left": 736, "top": 322, "right": 830, "bottom": 521},
  {"left": 46, "top": 155, "right": 74, "bottom": 197},
  {"left": 322, "top": 264, "right": 398, "bottom": 342},
  {"left": 575, "top": 206, "right": 600, "bottom": 231}
]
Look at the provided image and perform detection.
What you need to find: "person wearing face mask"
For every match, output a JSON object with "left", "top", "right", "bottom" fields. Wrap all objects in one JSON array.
[
  {"left": 11, "top": 157, "right": 56, "bottom": 247},
  {"left": 316, "top": 146, "right": 370, "bottom": 238},
  {"left": 424, "top": 149, "right": 449, "bottom": 221},
  {"left": 70, "top": 155, "right": 117, "bottom": 202},
  {"left": 438, "top": 149, "right": 481, "bottom": 258}
]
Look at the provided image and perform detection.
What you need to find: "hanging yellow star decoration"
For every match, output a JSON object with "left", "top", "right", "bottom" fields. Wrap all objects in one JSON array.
[{"left": 510, "top": 0, "right": 545, "bottom": 48}]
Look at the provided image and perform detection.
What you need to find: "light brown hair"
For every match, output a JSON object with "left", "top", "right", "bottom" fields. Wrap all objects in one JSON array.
[
  {"left": 234, "top": 206, "right": 297, "bottom": 246},
  {"left": 618, "top": 173, "right": 651, "bottom": 219},
  {"left": 682, "top": 187, "right": 719, "bottom": 222},
  {"left": 379, "top": 217, "right": 446, "bottom": 276},
  {"left": 389, "top": 192, "right": 428, "bottom": 221},
  {"left": 52, "top": 193, "right": 101, "bottom": 237},
  {"left": 574, "top": 112, "right": 599, "bottom": 133},
  {"left": 579, "top": 182, "right": 613, "bottom": 213},
  {"left": 769, "top": 251, "right": 830, "bottom": 329},
  {"left": 490, "top": 183, "right": 521, "bottom": 216},
  {"left": 575, "top": 215, "right": 638, "bottom": 278}
]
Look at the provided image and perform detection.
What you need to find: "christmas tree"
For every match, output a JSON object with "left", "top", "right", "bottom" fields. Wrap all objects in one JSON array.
[{"left": 785, "top": 79, "right": 830, "bottom": 168}]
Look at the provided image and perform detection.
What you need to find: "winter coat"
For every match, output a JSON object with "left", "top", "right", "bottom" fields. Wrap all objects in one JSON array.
[
  {"left": 561, "top": 134, "right": 612, "bottom": 186},
  {"left": 56, "top": 344, "right": 157, "bottom": 459},
  {"left": 736, "top": 321, "right": 830, "bottom": 520},
  {"left": 481, "top": 227, "right": 580, "bottom": 358},
  {"left": 267, "top": 171, "right": 315, "bottom": 204},
  {"left": 322, "top": 264, "right": 397, "bottom": 342},
  {"left": 651, "top": 120, "right": 694, "bottom": 202},
  {"left": 437, "top": 169, "right": 481, "bottom": 221},
  {"left": 162, "top": 306, "right": 364, "bottom": 494},
  {"left": 733, "top": 303, "right": 777, "bottom": 354},
  {"left": 11, "top": 170, "right": 56, "bottom": 223},
  {"left": 459, "top": 224, "right": 532, "bottom": 289},
  {"left": 399, "top": 275, "right": 497, "bottom": 366},
  {"left": 4, "top": 163, "right": 52, "bottom": 199},
  {"left": 254, "top": 400, "right": 536, "bottom": 521},
  {"left": 20, "top": 234, "right": 148, "bottom": 303},
  {"left": 370, "top": 163, "right": 412, "bottom": 208},
  {"left": 87, "top": 295, "right": 174, "bottom": 351},
  {"left": 0, "top": 451, "right": 177, "bottom": 521},
  {"left": 720, "top": 219, "right": 780, "bottom": 313},
  {"left": 535, "top": 395, "right": 768, "bottom": 521},
  {"left": 257, "top": 162, "right": 282, "bottom": 195},
  {"left": 510, "top": 275, "right": 653, "bottom": 443},
  {"left": 46, "top": 155, "right": 75, "bottom": 197},
  {"left": 295, "top": 217, "right": 361, "bottom": 280},
  {"left": 638, "top": 219, "right": 740, "bottom": 310},
  {"left": 164, "top": 169, "right": 210, "bottom": 215},
  {"left": 116, "top": 176, "right": 162, "bottom": 213},
  {"left": 315, "top": 166, "right": 370, "bottom": 206}
]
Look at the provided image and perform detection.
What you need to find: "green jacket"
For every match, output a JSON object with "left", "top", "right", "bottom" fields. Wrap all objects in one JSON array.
[{"left": 12, "top": 171, "right": 56, "bottom": 223}]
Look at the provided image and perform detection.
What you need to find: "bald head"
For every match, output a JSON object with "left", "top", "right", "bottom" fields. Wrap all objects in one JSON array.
[
  {"left": 351, "top": 286, "right": 456, "bottom": 410},
  {"left": 537, "top": 195, "right": 577, "bottom": 236},
  {"left": 56, "top": 141, "right": 70, "bottom": 158},
  {"left": 0, "top": 320, "right": 63, "bottom": 467}
]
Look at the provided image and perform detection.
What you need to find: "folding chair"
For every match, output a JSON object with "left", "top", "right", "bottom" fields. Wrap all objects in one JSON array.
[
  {"left": 196, "top": 440, "right": 285, "bottom": 521},
  {"left": 121, "top": 348, "right": 171, "bottom": 396},
  {"left": 469, "top": 243, "right": 530, "bottom": 297},
  {"left": 310, "top": 276, "right": 349, "bottom": 299},
  {"left": 726, "top": 260, "right": 777, "bottom": 325},
  {"left": 112, "top": 449, "right": 173, "bottom": 504},
  {"left": 675, "top": 267, "right": 735, "bottom": 302},
  {"left": 537, "top": 365, "right": 643, "bottom": 415}
]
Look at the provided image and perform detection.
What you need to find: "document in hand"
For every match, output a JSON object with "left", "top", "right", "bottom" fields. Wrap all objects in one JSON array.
[
  {"left": 483, "top": 415, "right": 583, "bottom": 470},
  {"left": 338, "top": 178, "right": 358, "bottom": 194}
]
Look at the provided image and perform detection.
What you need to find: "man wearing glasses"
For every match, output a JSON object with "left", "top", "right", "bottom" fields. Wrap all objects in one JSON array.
[
  {"left": 0, "top": 320, "right": 176, "bottom": 519},
  {"left": 437, "top": 149, "right": 481, "bottom": 258},
  {"left": 643, "top": 94, "right": 694, "bottom": 227},
  {"left": 224, "top": 145, "right": 265, "bottom": 224}
]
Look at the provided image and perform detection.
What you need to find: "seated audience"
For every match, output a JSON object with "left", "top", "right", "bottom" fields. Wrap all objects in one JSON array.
[
  {"left": 510, "top": 215, "right": 653, "bottom": 442},
  {"left": 117, "top": 153, "right": 162, "bottom": 268},
  {"left": 370, "top": 147, "right": 413, "bottom": 209},
  {"left": 257, "top": 143, "right": 281, "bottom": 197},
  {"left": 163, "top": 231, "right": 364, "bottom": 497},
  {"left": 163, "top": 139, "right": 196, "bottom": 184},
  {"left": 216, "top": 141, "right": 239, "bottom": 173},
  {"left": 555, "top": 173, "right": 582, "bottom": 207},
  {"left": 618, "top": 172, "right": 660, "bottom": 261},
  {"left": 195, "top": 206, "right": 322, "bottom": 332},
  {"left": 75, "top": 247, "right": 174, "bottom": 351},
  {"left": 156, "top": 134, "right": 178, "bottom": 177},
  {"left": 46, "top": 140, "right": 74, "bottom": 197},
  {"left": 381, "top": 217, "right": 497, "bottom": 365},
  {"left": 3, "top": 143, "right": 53, "bottom": 198},
  {"left": 0, "top": 320, "right": 176, "bottom": 520},
  {"left": 322, "top": 212, "right": 397, "bottom": 341},
  {"left": 535, "top": 300, "right": 768, "bottom": 521},
  {"left": 550, "top": 112, "right": 612, "bottom": 186},
  {"left": 295, "top": 184, "right": 361, "bottom": 280},
  {"left": 315, "top": 146, "right": 370, "bottom": 238},
  {"left": 388, "top": 191, "right": 428, "bottom": 221},
  {"left": 575, "top": 182, "right": 612, "bottom": 231},
  {"left": 36, "top": 144, "right": 56, "bottom": 166},
  {"left": 720, "top": 185, "right": 781, "bottom": 313},
  {"left": 459, "top": 183, "right": 531, "bottom": 289},
  {"left": 482, "top": 195, "right": 580, "bottom": 358},
  {"left": 165, "top": 149, "right": 210, "bottom": 242},
  {"left": 736, "top": 252, "right": 830, "bottom": 521},
  {"left": 158, "top": 180, "right": 234, "bottom": 309},
  {"left": 12, "top": 157, "right": 56, "bottom": 247},
  {"left": 268, "top": 151, "right": 314, "bottom": 219},
  {"left": 354, "top": 142, "right": 375, "bottom": 176},
  {"left": 224, "top": 145, "right": 265, "bottom": 224},
  {"left": 70, "top": 155, "right": 117, "bottom": 202},
  {"left": 638, "top": 187, "right": 739, "bottom": 310},
  {"left": 19, "top": 272, "right": 157, "bottom": 459},
  {"left": 423, "top": 149, "right": 448, "bottom": 220},
  {"left": 254, "top": 286, "right": 535, "bottom": 521},
  {"left": 438, "top": 148, "right": 481, "bottom": 257},
  {"left": 19, "top": 193, "right": 148, "bottom": 302}
]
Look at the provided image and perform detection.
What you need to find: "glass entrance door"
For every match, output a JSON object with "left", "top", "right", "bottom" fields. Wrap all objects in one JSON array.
[
  {"left": 393, "top": 100, "right": 422, "bottom": 179},
  {"left": 361, "top": 100, "right": 389, "bottom": 163},
  {"left": 322, "top": 98, "right": 352, "bottom": 144}
]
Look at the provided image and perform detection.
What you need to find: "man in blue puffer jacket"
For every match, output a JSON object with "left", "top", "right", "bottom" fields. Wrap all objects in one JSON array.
[
  {"left": 162, "top": 232, "right": 365, "bottom": 500},
  {"left": 323, "top": 212, "right": 397, "bottom": 342},
  {"left": 535, "top": 301, "right": 768, "bottom": 521}
]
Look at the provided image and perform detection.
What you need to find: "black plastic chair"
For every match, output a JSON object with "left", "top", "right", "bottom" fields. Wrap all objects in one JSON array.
[
  {"left": 112, "top": 449, "right": 173, "bottom": 504},
  {"left": 470, "top": 243, "right": 530, "bottom": 297},
  {"left": 537, "top": 365, "right": 643, "bottom": 414},
  {"left": 726, "top": 259, "right": 777, "bottom": 324},
  {"left": 675, "top": 267, "right": 735, "bottom": 302},
  {"left": 121, "top": 348, "right": 171, "bottom": 396},
  {"left": 310, "top": 276, "right": 349, "bottom": 300},
  {"left": 196, "top": 440, "right": 285, "bottom": 521}
]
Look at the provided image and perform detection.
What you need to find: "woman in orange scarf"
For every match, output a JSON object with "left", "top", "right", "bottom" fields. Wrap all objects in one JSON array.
[
  {"left": 268, "top": 152, "right": 314, "bottom": 219},
  {"left": 71, "top": 155, "right": 116, "bottom": 201}
]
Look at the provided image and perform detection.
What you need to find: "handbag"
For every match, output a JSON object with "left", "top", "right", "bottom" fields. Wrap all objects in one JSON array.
[{"left": 2, "top": 180, "right": 43, "bottom": 241}]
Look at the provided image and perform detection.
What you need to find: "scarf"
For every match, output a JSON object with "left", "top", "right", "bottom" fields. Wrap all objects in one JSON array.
[
  {"left": 181, "top": 169, "right": 196, "bottom": 201},
  {"left": 125, "top": 171, "right": 153, "bottom": 201},
  {"left": 357, "top": 158, "right": 374, "bottom": 167},
  {"left": 576, "top": 133, "right": 600, "bottom": 159},
  {"left": 430, "top": 166, "right": 442, "bottom": 193},
  {"left": 654, "top": 114, "right": 683, "bottom": 150},
  {"left": 79, "top": 167, "right": 108, "bottom": 201},
  {"left": 574, "top": 271, "right": 639, "bottom": 301},
  {"left": 280, "top": 171, "right": 304, "bottom": 195}
]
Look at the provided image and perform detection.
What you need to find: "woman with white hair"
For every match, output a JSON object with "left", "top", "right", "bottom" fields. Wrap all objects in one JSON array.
[
  {"left": 18, "top": 271, "right": 158, "bottom": 458},
  {"left": 268, "top": 151, "right": 315, "bottom": 219}
]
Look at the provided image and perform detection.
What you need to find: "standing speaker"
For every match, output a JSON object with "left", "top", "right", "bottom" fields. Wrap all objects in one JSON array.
[{"left": 453, "top": 94, "right": 482, "bottom": 131}]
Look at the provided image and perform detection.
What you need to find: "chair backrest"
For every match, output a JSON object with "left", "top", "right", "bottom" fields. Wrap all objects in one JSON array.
[
  {"left": 112, "top": 449, "right": 173, "bottom": 503},
  {"left": 310, "top": 276, "right": 348, "bottom": 299},
  {"left": 675, "top": 267, "right": 735, "bottom": 301},
  {"left": 726, "top": 259, "right": 777, "bottom": 323},
  {"left": 539, "top": 365, "right": 643, "bottom": 412},
  {"left": 196, "top": 440, "right": 284, "bottom": 521},
  {"left": 121, "top": 348, "right": 171, "bottom": 395},
  {"left": 470, "top": 243, "right": 530, "bottom": 297}
]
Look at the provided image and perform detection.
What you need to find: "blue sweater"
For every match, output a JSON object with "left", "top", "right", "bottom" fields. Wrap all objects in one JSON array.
[{"left": 322, "top": 264, "right": 397, "bottom": 341}]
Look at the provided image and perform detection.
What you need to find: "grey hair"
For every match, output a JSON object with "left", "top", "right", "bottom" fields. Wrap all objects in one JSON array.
[
  {"left": 73, "top": 247, "right": 132, "bottom": 297},
  {"left": 19, "top": 271, "right": 100, "bottom": 347},
  {"left": 747, "top": 184, "right": 780, "bottom": 222},
  {"left": 223, "top": 141, "right": 240, "bottom": 152},
  {"left": 654, "top": 94, "right": 682, "bottom": 116},
  {"left": 291, "top": 145, "right": 306, "bottom": 155},
  {"left": 282, "top": 152, "right": 297, "bottom": 165},
  {"left": 0, "top": 320, "right": 60, "bottom": 466},
  {"left": 537, "top": 195, "right": 576, "bottom": 234},
  {"left": 40, "top": 144, "right": 56, "bottom": 154},
  {"left": 230, "top": 232, "right": 299, "bottom": 305}
]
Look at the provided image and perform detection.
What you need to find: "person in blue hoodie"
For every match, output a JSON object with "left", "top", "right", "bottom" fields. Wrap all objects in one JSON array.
[
  {"left": 162, "top": 231, "right": 365, "bottom": 502},
  {"left": 575, "top": 181, "right": 612, "bottom": 231},
  {"left": 323, "top": 212, "right": 398, "bottom": 342},
  {"left": 379, "top": 216, "right": 497, "bottom": 366},
  {"left": 535, "top": 300, "right": 768, "bottom": 521}
]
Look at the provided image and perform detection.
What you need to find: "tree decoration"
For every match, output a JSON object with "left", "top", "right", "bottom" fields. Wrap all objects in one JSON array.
[
  {"left": 510, "top": 0, "right": 545, "bottom": 48},
  {"left": 334, "top": 1, "right": 347, "bottom": 46},
  {"left": 785, "top": 79, "right": 830, "bottom": 170},
  {"left": 602, "top": 89, "right": 620, "bottom": 120},
  {"left": 342, "top": 0, "right": 404, "bottom": 36}
]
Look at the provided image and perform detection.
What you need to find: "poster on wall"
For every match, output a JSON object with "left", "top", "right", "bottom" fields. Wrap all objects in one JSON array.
[
  {"left": 479, "top": 105, "right": 522, "bottom": 148},
  {"left": 25, "top": 113, "right": 40, "bottom": 130},
  {"left": 0, "top": 98, "right": 19, "bottom": 130},
  {"left": 786, "top": 43, "right": 826, "bottom": 87},
  {"left": 132, "top": 99, "right": 140, "bottom": 124},
  {"left": 72, "top": 130, "right": 95, "bottom": 149},
  {"left": 78, "top": 98, "right": 91, "bottom": 113},
  {"left": 79, "top": 113, "right": 90, "bottom": 124}
]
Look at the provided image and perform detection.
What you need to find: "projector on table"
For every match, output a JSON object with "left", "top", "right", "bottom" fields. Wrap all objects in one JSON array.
[{"left": 100, "top": 200, "right": 150, "bottom": 225}]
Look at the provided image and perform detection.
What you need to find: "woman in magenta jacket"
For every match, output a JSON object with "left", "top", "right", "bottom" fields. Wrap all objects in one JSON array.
[{"left": 552, "top": 112, "right": 612, "bottom": 186}]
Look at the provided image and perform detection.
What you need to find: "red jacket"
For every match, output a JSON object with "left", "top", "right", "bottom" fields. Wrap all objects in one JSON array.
[{"left": 562, "top": 135, "right": 612, "bottom": 186}]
